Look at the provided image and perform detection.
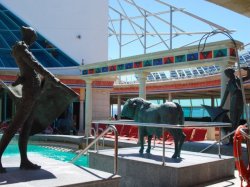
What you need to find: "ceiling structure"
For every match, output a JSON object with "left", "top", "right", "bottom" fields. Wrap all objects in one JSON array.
[
  {"left": 207, "top": 0, "right": 250, "bottom": 18},
  {"left": 110, "top": 0, "right": 250, "bottom": 103},
  {"left": 109, "top": 0, "right": 234, "bottom": 59}
]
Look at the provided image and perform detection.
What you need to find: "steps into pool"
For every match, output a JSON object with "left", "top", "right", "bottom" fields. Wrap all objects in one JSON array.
[{"left": 1, "top": 154, "right": 120, "bottom": 187}]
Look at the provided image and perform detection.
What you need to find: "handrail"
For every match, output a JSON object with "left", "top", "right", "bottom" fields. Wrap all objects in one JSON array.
[
  {"left": 93, "top": 120, "right": 231, "bottom": 161},
  {"left": 240, "top": 127, "right": 250, "bottom": 140},
  {"left": 70, "top": 125, "right": 118, "bottom": 175},
  {"left": 200, "top": 129, "right": 235, "bottom": 157}
]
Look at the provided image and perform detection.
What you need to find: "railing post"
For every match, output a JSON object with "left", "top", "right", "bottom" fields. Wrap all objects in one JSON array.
[{"left": 162, "top": 127, "right": 165, "bottom": 166}]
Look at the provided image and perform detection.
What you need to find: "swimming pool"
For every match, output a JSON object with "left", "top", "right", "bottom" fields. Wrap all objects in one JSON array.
[{"left": 3, "top": 144, "right": 88, "bottom": 167}]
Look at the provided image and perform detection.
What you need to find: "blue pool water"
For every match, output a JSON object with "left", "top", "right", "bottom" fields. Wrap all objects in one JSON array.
[{"left": 3, "top": 144, "right": 88, "bottom": 167}]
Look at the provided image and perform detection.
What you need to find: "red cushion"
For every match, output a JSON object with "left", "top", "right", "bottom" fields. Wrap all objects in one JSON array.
[
  {"left": 192, "top": 128, "right": 207, "bottom": 141},
  {"left": 183, "top": 128, "right": 194, "bottom": 141},
  {"left": 129, "top": 126, "right": 138, "bottom": 138},
  {"left": 120, "top": 125, "right": 131, "bottom": 137}
]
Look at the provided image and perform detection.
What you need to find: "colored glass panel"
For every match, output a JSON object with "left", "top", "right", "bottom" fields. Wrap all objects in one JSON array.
[
  {"left": 143, "top": 60, "right": 152, "bottom": 67},
  {"left": 230, "top": 48, "right": 236, "bottom": 57},
  {"left": 163, "top": 56, "right": 174, "bottom": 64},
  {"left": 109, "top": 65, "right": 117, "bottom": 71},
  {"left": 134, "top": 61, "right": 142, "bottom": 68},
  {"left": 117, "top": 64, "right": 125, "bottom": 71},
  {"left": 187, "top": 53, "right": 198, "bottom": 61},
  {"left": 214, "top": 49, "right": 227, "bottom": 58},
  {"left": 95, "top": 68, "right": 101, "bottom": 73},
  {"left": 125, "top": 62, "right": 133, "bottom": 69},
  {"left": 82, "top": 70, "right": 88, "bottom": 75},
  {"left": 88, "top": 69, "right": 94, "bottom": 74},
  {"left": 102, "top": 67, "right": 108, "bottom": 72},
  {"left": 200, "top": 51, "right": 212, "bottom": 59},
  {"left": 175, "top": 55, "right": 186, "bottom": 63},
  {"left": 153, "top": 58, "right": 163, "bottom": 66}
]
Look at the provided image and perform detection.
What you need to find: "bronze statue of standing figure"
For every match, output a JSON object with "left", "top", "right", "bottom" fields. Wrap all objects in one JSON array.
[
  {"left": 220, "top": 67, "right": 250, "bottom": 136},
  {"left": 0, "top": 26, "right": 78, "bottom": 173}
]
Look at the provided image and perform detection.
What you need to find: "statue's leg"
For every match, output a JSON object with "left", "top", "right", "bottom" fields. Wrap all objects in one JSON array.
[
  {"left": 177, "top": 130, "right": 186, "bottom": 157},
  {"left": 139, "top": 129, "right": 144, "bottom": 154},
  {"left": 19, "top": 114, "right": 41, "bottom": 170},
  {"left": 0, "top": 124, "right": 20, "bottom": 173},
  {"left": 0, "top": 101, "right": 32, "bottom": 173},
  {"left": 172, "top": 138, "right": 178, "bottom": 158},
  {"left": 146, "top": 135, "right": 153, "bottom": 154},
  {"left": 170, "top": 130, "right": 178, "bottom": 158}
]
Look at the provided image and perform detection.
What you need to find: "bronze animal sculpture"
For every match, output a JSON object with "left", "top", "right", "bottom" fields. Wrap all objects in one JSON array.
[
  {"left": 0, "top": 26, "right": 78, "bottom": 173},
  {"left": 121, "top": 98, "right": 185, "bottom": 158}
]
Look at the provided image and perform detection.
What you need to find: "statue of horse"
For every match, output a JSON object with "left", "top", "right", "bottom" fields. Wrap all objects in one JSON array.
[{"left": 121, "top": 98, "right": 186, "bottom": 158}]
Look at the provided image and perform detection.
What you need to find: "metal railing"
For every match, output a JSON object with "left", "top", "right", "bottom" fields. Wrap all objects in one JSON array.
[
  {"left": 240, "top": 127, "right": 250, "bottom": 140},
  {"left": 92, "top": 120, "right": 231, "bottom": 165},
  {"left": 90, "top": 127, "right": 105, "bottom": 150},
  {"left": 70, "top": 125, "right": 118, "bottom": 174},
  {"left": 200, "top": 129, "right": 235, "bottom": 158}
]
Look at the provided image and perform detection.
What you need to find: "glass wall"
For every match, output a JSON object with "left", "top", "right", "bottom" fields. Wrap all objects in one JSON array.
[{"left": 173, "top": 98, "right": 221, "bottom": 118}]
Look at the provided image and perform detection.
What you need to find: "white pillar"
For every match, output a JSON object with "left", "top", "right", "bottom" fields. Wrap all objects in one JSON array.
[
  {"left": 168, "top": 93, "right": 172, "bottom": 101},
  {"left": 220, "top": 64, "right": 230, "bottom": 110},
  {"left": 79, "top": 88, "right": 85, "bottom": 133},
  {"left": 138, "top": 72, "right": 148, "bottom": 99},
  {"left": 117, "top": 95, "right": 121, "bottom": 119},
  {"left": 85, "top": 79, "right": 93, "bottom": 136}
]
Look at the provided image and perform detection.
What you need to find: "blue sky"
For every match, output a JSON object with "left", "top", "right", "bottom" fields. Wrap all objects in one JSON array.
[{"left": 109, "top": 0, "right": 250, "bottom": 59}]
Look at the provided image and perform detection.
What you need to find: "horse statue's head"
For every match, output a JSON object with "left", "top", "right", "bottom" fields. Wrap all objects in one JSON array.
[{"left": 121, "top": 97, "right": 151, "bottom": 120}]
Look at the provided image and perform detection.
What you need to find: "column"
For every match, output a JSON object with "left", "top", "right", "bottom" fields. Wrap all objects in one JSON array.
[
  {"left": 85, "top": 79, "right": 93, "bottom": 136},
  {"left": 220, "top": 64, "right": 230, "bottom": 110},
  {"left": 117, "top": 95, "right": 121, "bottom": 119},
  {"left": 137, "top": 72, "right": 148, "bottom": 99},
  {"left": 211, "top": 96, "right": 215, "bottom": 107},
  {"left": 168, "top": 93, "right": 172, "bottom": 102},
  {"left": 79, "top": 88, "right": 85, "bottom": 133}
]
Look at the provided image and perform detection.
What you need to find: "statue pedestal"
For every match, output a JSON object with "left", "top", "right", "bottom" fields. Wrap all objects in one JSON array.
[{"left": 89, "top": 146, "right": 234, "bottom": 187}]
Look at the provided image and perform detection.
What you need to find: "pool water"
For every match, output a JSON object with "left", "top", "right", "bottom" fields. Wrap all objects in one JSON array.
[{"left": 3, "top": 144, "right": 88, "bottom": 167}]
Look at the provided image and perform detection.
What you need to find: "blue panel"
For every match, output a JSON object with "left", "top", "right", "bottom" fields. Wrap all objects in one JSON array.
[
  {"left": 125, "top": 62, "right": 133, "bottom": 69},
  {"left": 0, "top": 12, "right": 19, "bottom": 29},
  {"left": 153, "top": 58, "right": 163, "bottom": 66},
  {"left": 187, "top": 53, "right": 198, "bottom": 61},
  {"left": 102, "top": 67, "right": 108, "bottom": 72},
  {"left": 82, "top": 70, "right": 88, "bottom": 75},
  {"left": 0, "top": 53, "right": 17, "bottom": 67}
]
